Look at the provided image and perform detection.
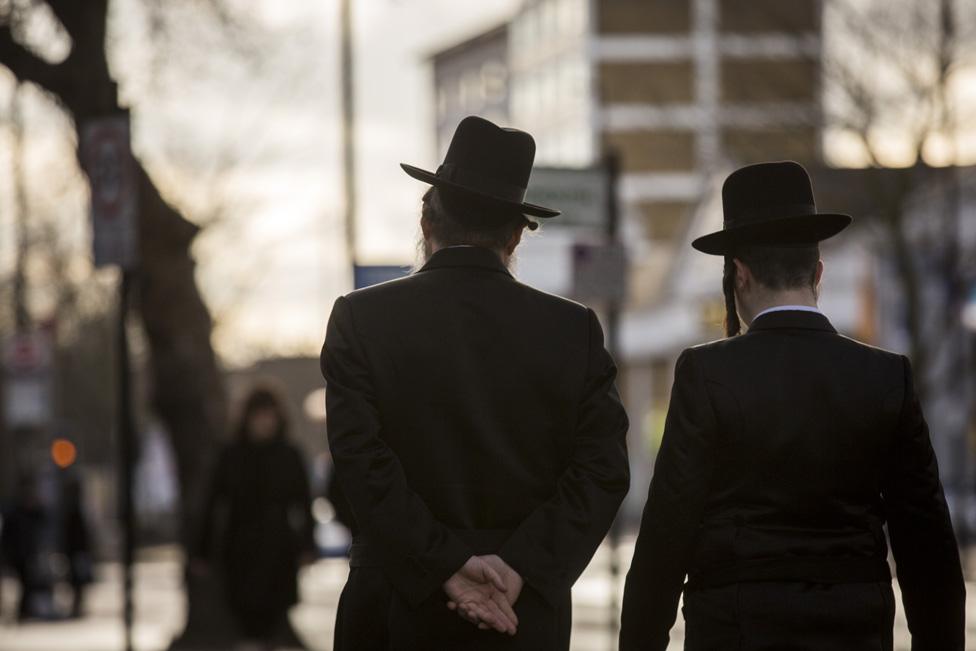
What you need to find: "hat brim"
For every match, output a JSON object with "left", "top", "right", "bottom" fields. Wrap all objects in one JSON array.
[
  {"left": 691, "top": 213, "right": 852, "bottom": 255},
  {"left": 401, "top": 163, "right": 560, "bottom": 218}
]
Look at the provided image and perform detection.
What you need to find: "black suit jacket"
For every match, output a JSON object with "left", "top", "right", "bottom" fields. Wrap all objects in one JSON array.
[
  {"left": 620, "top": 309, "right": 965, "bottom": 651},
  {"left": 321, "top": 246, "right": 630, "bottom": 609}
]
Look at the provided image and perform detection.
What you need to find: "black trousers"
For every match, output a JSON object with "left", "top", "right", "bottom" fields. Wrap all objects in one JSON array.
[
  {"left": 333, "top": 567, "right": 572, "bottom": 650},
  {"left": 682, "top": 581, "right": 896, "bottom": 651}
]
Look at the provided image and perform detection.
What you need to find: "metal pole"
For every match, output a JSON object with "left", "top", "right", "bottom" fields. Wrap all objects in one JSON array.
[
  {"left": 603, "top": 151, "right": 622, "bottom": 649},
  {"left": 340, "top": 0, "right": 357, "bottom": 270},
  {"left": 117, "top": 270, "right": 135, "bottom": 651}
]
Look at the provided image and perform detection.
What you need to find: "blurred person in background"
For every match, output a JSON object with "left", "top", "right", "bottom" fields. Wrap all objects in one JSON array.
[
  {"left": 196, "top": 386, "right": 316, "bottom": 651},
  {"left": 321, "top": 116, "right": 629, "bottom": 650},
  {"left": 58, "top": 471, "right": 93, "bottom": 619},
  {"left": 620, "top": 162, "right": 965, "bottom": 651},
  {"left": 1, "top": 474, "right": 53, "bottom": 621}
]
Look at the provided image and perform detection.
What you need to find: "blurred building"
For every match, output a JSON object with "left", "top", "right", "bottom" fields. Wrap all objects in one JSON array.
[
  {"left": 429, "top": 0, "right": 827, "bottom": 519},
  {"left": 431, "top": 23, "right": 511, "bottom": 159}
]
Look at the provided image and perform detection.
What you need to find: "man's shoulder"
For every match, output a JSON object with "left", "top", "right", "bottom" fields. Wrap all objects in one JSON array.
[
  {"left": 343, "top": 273, "right": 419, "bottom": 304},
  {"left": 342, "top": 271, "right": 590, "bottom": 317},
  {"left": 511, "top": 279, "right": 591, "bottom": 315},
  {"left": 688, "top": 329, "right": 906, "bottom": 370}
]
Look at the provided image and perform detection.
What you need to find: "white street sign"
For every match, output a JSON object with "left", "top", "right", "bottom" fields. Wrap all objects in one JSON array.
[
  {"left": 82, "top": 116, "right": 139, "bottom": 269},
  {"left": 525, "top": 167, "right": 608, "bottom": 230},
  {"left": 3, "top": 331, "right": 54, "bottom": 428}
]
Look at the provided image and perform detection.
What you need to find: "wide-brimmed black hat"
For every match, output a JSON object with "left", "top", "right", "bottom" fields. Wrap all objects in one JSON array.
[
  {"left": 401, "top": 115, "right": 560, "bottom": 219},
  {"left": 692, "top": 161, "right": 851, "bottom": 255}
]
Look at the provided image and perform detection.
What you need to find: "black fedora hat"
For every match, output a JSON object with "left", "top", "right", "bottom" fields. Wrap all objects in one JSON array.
[
  {"left": 401, "top": 115, "right": 560, "bottom": 219},
  {"left": 692, "top": 161, "right": 851, "bottom": 255}
]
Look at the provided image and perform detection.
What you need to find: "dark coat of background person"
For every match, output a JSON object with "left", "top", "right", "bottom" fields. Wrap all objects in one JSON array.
[
  {"left": 60, "top": 471, "right": 93, "bottom": 618},
  {"left": 321, "top": 246, "right": 630, "bottom": 650},
  {"left": 1, "top": 478, "right": 50, "bottom": 621},
  {"left": 620, "top": 310, "right": 966, "bottom": 651},
  {"left": 198, "top": 432, "right": 315, "bottom": 641}
]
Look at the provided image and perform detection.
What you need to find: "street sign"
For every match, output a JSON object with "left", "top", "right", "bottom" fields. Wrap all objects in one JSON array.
[
  {"left": 571, "top": 241, "right": 627, "bottom": 304},
  {"left": 354, "top": 265, "right": 411, "bottom": 290},
  {"left": 3, "top": 330, "right": 54, "bottom": 428},
  {"left": 525, "top": 166, "right": 609, "bottom": 230},
  {"left": 81, "top": 116, "right": 139, "bottom": 269}
]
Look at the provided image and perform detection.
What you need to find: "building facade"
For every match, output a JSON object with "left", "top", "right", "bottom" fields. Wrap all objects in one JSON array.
[
  {"left": 431, "top": 23, "right": 511, "bottom": 159},
  {"left": 429, "top": 0, "right": 829, "bottom": 520},
  {"left": 590, "top": 0, "right": 822, "bottom": 302}
]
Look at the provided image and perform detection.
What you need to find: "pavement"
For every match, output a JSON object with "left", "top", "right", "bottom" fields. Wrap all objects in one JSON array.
[{"left": 2, "top": 541, "right": 975, "bottom": 651}]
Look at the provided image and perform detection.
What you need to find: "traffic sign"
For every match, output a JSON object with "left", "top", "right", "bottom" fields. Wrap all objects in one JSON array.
[
  {"left": 525, "top": 166, "right": 609, "bottom": 230},
  {"left": 354, "top": 265, "right": 411, "bottom": 289},
  {"left": 3, "top": 330, "right": 53, "bottom": 372},
  {"left": 81, "top": 116, "right": 139, "bottom": 269},
  {"left": 3, "top": 330, "right": 54, "bottom": 428}
]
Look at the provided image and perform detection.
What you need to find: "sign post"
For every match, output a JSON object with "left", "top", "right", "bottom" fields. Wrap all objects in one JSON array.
[
  {"left": 530, "top": 158, "right": 627, "bottom": 648},
  {"left": 81, "top": 114, "right": 138, "bottom": 651}
]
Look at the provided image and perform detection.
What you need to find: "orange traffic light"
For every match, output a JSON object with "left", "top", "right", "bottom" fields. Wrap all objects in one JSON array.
[{"left": 51, "top": 438, "right": 77, "bottom": 468}]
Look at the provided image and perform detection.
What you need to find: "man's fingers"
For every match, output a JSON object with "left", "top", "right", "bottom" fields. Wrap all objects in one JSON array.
[
  {"left": 482, "top": 597, "right": 517, "bottom": 635},
  {"left": 459, "top": 605, "right": 480, "bottom": 625},
  {"left": 456, "top": 602, "right": 481, "bottom": 626},
  {"left": 465, "top": 599, "right": 508, "bottom": 634},
  {"left": 469, "top": 602, "right": 501, "bottom": 631},
  {"left": 447, "top": 601, "right": 457, "bottom": 610},
  {"left": 491, "top": 590, "right": 519, "bottom": 630},
  {"left": 481, "top": 563, "right": 507, "bottom": 593}
]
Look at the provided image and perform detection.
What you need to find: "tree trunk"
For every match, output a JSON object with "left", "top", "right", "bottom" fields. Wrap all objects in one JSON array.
[{"left": 1, "top": 2, "right": 231, "bottom": 646}]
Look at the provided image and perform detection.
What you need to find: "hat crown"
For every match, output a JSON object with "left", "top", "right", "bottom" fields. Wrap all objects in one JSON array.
[
  {"left": 400, "top": 115, "right": 559, "bottom": 218},
  {"left": 691, "top": 160, "right": 851, "bottom": 255},
  {"left": 441, "top": 116, "right": 536, "bottom": 193},
  {"left": 722, "top": 161, "right": 816, "bottom": 226}
]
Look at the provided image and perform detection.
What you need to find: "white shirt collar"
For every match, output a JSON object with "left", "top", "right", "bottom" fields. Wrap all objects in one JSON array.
[{"left": 753, "top": 305, "right": 823, "bottom": 321}]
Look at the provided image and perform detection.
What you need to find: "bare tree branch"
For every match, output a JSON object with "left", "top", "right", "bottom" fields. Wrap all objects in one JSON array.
[{"left": 0, "top": 24, "right": 62, "bottom": 88}]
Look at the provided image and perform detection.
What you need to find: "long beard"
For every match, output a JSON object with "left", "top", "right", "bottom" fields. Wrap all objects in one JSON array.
[{"left": 412, "top": 234, "right": 433, "bottom": 273}]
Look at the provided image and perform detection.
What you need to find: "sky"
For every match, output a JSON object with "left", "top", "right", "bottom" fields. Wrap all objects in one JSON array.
[{"left": 119, "top": 0, "right": 521, "bottom": 365}]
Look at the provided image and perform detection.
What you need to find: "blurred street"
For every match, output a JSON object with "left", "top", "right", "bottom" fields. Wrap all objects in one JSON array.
[{"left": 3, "top": 540, "right": 976, "bottom": 651}]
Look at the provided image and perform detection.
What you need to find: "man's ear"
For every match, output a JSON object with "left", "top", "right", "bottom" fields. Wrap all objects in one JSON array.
[
  {"left": 814, "top": 259, "right": 824, "bottom": 288},
  {"left": 732, "top": 258, "right": 751, "bottom": 291},
  {"left": 420, "top": 215, "right": 432, "bottom": 241}
]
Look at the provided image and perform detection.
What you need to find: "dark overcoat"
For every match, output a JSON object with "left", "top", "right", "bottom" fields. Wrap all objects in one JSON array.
[
  {"left": 620, "top": 309, "right": 966, "bottom": 651},
  {"left": 199, "top": 437, "right": 314, "bottom": 639},
  {"left": 321, "top": 246, "right": 630, "bottom": 650}
]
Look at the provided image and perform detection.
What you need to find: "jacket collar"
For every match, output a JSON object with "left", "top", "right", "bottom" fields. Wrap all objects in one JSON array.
[
  {"left": 748, "top": 309, "right": 837, "bottom": 334},
  {"left": 418, "top": 246, "right": 513, "bottom": 277}
]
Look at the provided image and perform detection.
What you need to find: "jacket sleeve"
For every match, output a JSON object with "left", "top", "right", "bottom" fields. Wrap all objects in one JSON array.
[
  {"left": 497, "top": 307, "right": 630, "bottom": 607},
  {"left": 321, "top": 295, "right": 473, "bottom": 606},
  {"left": 883, "top": 355, "right": 965, "bottom": 650},
  {"left": 620, "top": 347, "right": 718, "bottom": 651}
]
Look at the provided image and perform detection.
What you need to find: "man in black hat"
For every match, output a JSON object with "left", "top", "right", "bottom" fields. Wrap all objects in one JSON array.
[
  {"left": 322, "top": 116, "right": 630, "bottom": 650},
  {"left": 620, "top": 161, "right": 965, "bottom": 650}
]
